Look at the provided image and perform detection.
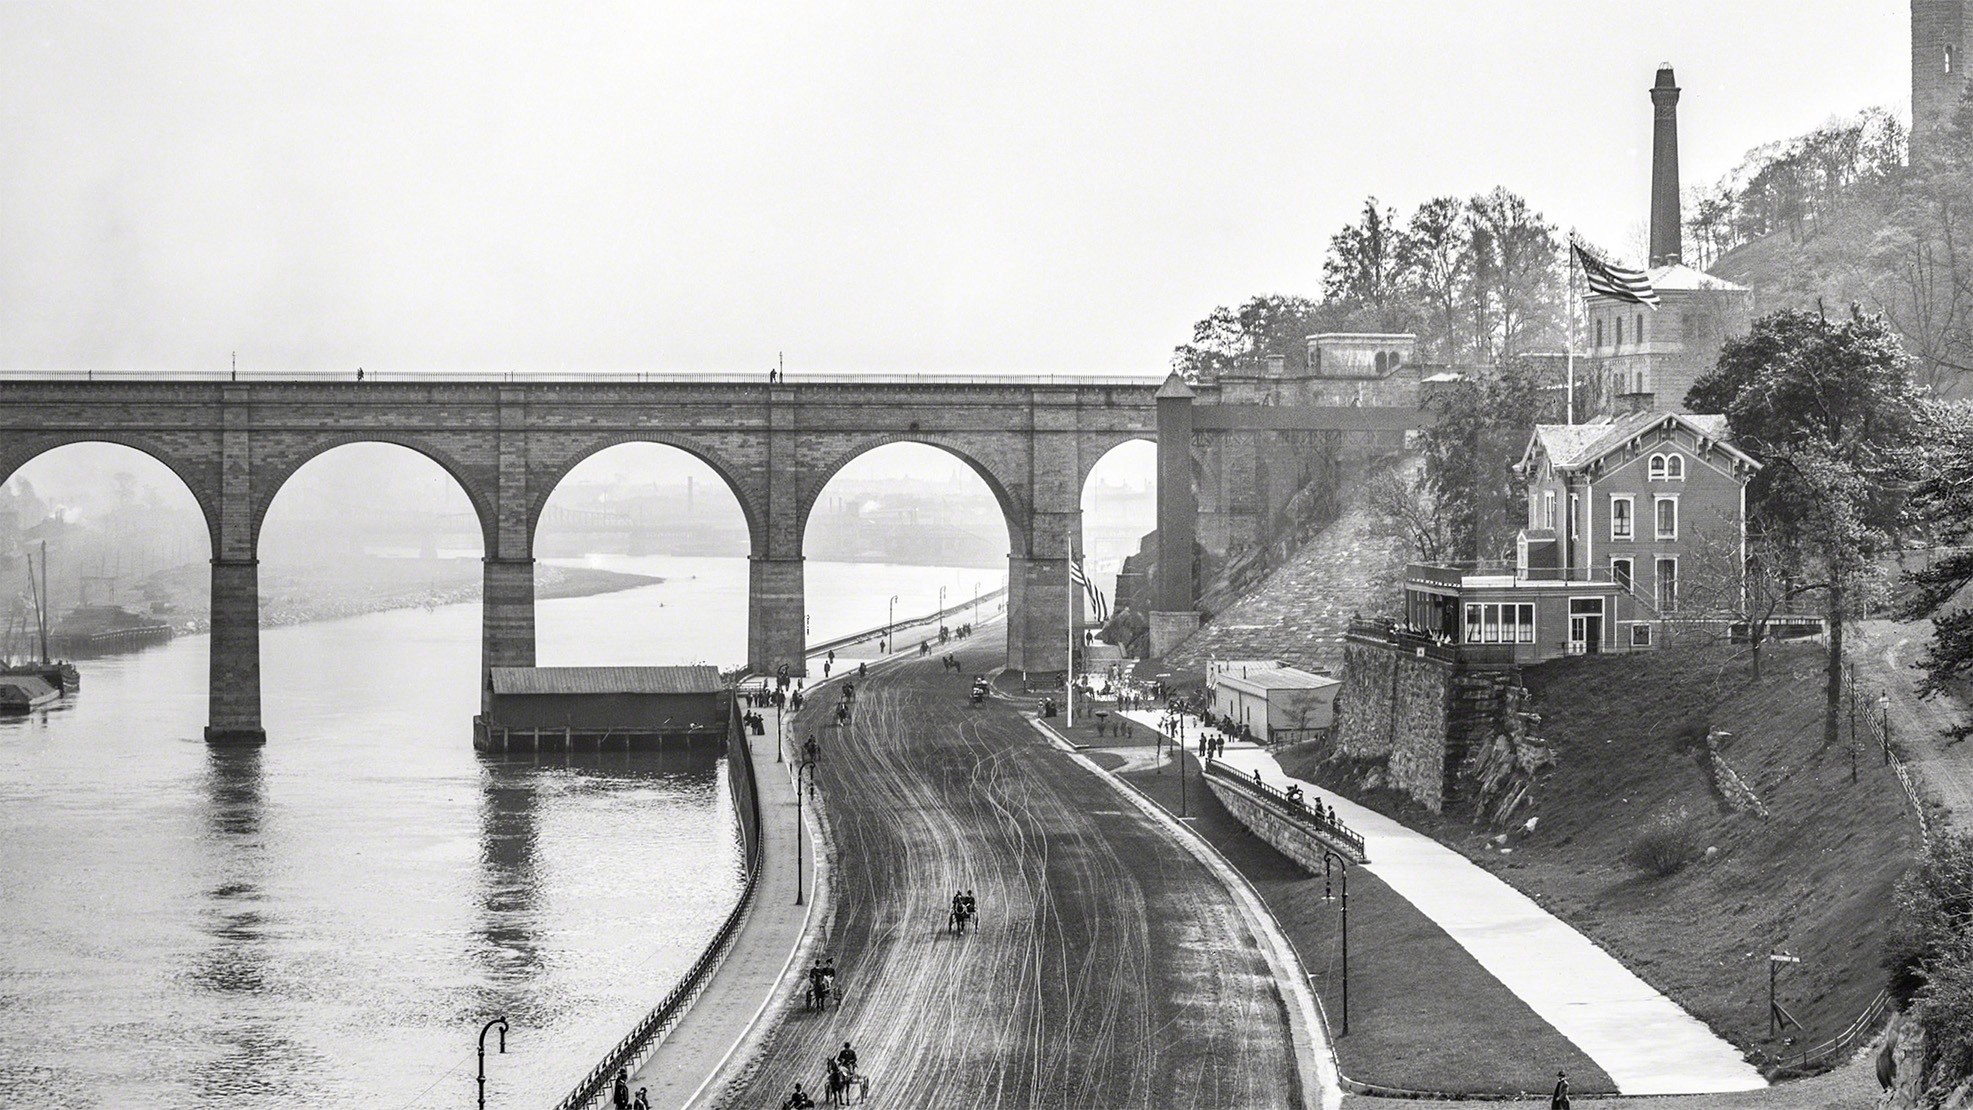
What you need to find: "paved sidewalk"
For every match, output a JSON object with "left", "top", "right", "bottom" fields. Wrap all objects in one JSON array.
[
  {"left": 1122, "top": 710, "right": 1767, "bottom": 1097},
  {"left": 631, "top": 711, "right": 822, "bottom": 1110}
]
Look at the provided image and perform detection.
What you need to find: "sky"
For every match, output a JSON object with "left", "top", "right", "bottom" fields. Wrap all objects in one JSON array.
[{"left": 0, "top": 1, "right": 1911, "bottom": 377}]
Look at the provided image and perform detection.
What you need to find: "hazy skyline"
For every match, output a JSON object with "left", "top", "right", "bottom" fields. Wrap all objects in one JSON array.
[{"left": 1, "top": 2, "right": 1909, "bottom": 376}]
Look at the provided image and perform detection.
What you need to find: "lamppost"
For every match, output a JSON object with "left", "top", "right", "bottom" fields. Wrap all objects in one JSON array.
[
  {"left": 795, "top": 758, "right": 816, "bottom": 905},
  {"left": 1321, "top": 849, "right": 1350, "bottom": 1036},
  {"left": 938, "top": 585, "right": 946, "bottom": 625},
  {"left": 1178, "top": 713, "right": 1189, "bottom": 818},
  {"left": 477, "top": 1016, "right": 508, "bottom": 1110},
  {"left": 973, "top": 580, "right": 981, "bottom": 624},
  {"left": 888, "top": 595, "right": 899, "bottom": 654},
  {"left": 1879, "top": 691, "right": 1892, "bottom": 765}
]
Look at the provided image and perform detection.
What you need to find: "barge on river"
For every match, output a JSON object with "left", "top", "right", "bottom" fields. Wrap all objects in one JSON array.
[{"left": 0, "top": 675, "right": 63, "bottom": 713}]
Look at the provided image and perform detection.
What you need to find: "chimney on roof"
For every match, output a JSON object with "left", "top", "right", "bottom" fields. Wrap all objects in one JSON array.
[{"left": 1649, "top": 65, "right": 1682, "bottom": 268}]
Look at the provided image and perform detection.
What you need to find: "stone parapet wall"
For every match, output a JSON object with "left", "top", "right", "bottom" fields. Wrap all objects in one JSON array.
[{"left": 1203, "top": 773, "right": 1361, "bottom": 876}]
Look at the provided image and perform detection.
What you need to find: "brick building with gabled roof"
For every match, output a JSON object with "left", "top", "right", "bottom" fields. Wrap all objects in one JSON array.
[{"left": 1397, "top": 411, "right": 1759, "bottom": 664}]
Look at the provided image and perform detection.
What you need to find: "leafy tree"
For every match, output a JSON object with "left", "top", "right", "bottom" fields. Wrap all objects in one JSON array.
[
  {"left": 1419, "top": 357, "right": 1553, "bottom": 562},
  {"left": 1169, "top": 305, "right": 1246, "bottom": 383},
  {"left": 1464, "top": 188, "right": 1562, "bottom": 362},
  {"left": 1323, "top": 198, "right": 1410, "bottom": 325},
  {"left": 1885, "top": 832, "right": 1973, "bottom": 1097},
  {"left": 1401, "top": 197, "right": 1470, "bottom": 362},
  {"left": 1170, "top": 295, "right": 1332, "bottom": 382},
  {"left": 1688, "top": 306, "right": 1927, "bottom": 750}
]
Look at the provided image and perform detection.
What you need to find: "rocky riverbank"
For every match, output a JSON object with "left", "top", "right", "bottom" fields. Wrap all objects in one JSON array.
[{"left": 135, "top": 557, "right": 661, "bottom": 632}]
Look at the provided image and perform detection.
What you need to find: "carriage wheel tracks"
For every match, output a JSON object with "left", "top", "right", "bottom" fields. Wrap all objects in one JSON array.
[{"left": 707, "top": 638, "right": 1305, "bottom": 1109}]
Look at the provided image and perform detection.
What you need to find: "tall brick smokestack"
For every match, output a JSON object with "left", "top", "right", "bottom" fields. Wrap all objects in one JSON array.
[{"left": 1649, "top": 65, "right": 1682, "bottom": 268}]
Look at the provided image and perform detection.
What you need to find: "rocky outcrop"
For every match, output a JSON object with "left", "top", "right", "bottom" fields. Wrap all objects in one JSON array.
[{"left": 1459, "top": 680, "right": 1555, "bottom": 829}]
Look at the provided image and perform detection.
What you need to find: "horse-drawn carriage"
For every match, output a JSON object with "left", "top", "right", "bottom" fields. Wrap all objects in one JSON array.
[
  {"left": 803, "top": 967, "right": 838, "bottom": 1011},
  {"left": 825, "top": 1057, "right": 870, "bottom": 1105},
  {"left": 969, "top": 678, "right": 988, "bottom": 707}
]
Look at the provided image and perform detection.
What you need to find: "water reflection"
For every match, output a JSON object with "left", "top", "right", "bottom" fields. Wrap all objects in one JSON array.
[
  {"left": 188, "top": 746, "right": 317, "bottom": 1103},
  {"left": 475, "top": 755, "right": 544, "bottom": 987}
]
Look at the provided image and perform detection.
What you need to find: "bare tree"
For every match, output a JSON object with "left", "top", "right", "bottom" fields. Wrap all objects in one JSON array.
[
  {"left": 1670, "top": 521, "right": 1826, "bottom": 680},
  {"left": 1363, "top": 465, "right": 1455, "bottom": 565}
]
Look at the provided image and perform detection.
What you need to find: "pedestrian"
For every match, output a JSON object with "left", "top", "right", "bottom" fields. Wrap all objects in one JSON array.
[
  {"left": 824, "top": 660, "right": 832, "bottom": 678},
  {"left": 613, "top": 1068, "right": 631, "bottom": 1110},
  {"left": 1551, "top": 1070, "right": 1570, "bottom": 1109},
  {"left": 633, "top": 1088, "right": 651, "bottom": 1110},
  {"left": 356, "top": 367, "right": 364, "bottom": 382},
  {"left": 858, "top": 662, "right": 867, "bottom": 678}
]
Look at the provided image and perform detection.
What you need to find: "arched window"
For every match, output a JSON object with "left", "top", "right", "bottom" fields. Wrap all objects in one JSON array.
[
  {"left": 1948, "top": 44, "right": 1956, "bottom": 76},
  {"left": 1636, "top": 313, "right": 1645, "bottom": 344},
  {"left": 1387, "top": 349, "right": 1402, "bottom": 369},
  {"left": 1648, "top": 453, "right": 1667, "bottom": 480},
  {"left": 1664, "top": 453, "right": 1683, "bottom": 479},
  {"left": 1596, "top": 319, "right": 1604, "bottom": 348},
  {"left": 1374, "top": 351, "right": 1388, "bottom": 374},
  {"left": 1616, "top": 317, "right": 1624, "bottom": 346}
]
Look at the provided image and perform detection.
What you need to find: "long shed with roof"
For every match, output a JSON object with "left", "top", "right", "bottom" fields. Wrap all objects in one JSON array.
[{"left": 477, "top": 665, "right": 734, "bottom": 750}]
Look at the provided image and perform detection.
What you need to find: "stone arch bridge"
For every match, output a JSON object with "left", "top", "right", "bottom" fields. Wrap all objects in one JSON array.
[{"left": 0, "top": 373, "right": 1425, "bottom": 743}]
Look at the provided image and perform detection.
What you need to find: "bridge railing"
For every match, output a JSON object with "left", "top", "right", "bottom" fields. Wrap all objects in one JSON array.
[
  {"left": 0, "top": 369, "right": 1161, "bottom": 387},
  {"left": 550, "top": 714, "right": 766, "bottom": 1110}
]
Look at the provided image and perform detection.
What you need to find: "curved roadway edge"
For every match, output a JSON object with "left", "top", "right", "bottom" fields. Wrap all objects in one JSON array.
[
  {"left": 1029, "top": 718, "right": 1344, "bottom": 1110},
  {"left": 627, "top": 712, "right": 831, "bottom": 1110}
]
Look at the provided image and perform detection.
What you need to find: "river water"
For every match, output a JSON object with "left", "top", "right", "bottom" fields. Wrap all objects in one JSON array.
[{"left": 0, "top": 556, "right": 1002, "bottom": 1109}]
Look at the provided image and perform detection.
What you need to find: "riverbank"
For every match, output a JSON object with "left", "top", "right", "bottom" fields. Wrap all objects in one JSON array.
[{"left": 135, "top": 556, "right": 662, "bottom": 631}]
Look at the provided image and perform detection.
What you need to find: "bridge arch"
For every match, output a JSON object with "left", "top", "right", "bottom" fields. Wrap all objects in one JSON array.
[
  {"left": 0, "top": 434, "right": 220, "bottom": 552},
  {"left": 798, "top": 434, "right": 1029, "bottom": 557},
  {"left": 525, "top": 435, "right": 763, "bottom": 557},
  {"left": 249, "top": 434, "right": 496, "bottom": 556}
]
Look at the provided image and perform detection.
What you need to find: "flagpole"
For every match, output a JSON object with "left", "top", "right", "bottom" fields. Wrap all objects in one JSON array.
[
  {"left": 1566, "top": 232, "right": 1578, "bottom": 425},
  {"left": 1065, "top": 548, "right": 1076, "bottom": 728}
]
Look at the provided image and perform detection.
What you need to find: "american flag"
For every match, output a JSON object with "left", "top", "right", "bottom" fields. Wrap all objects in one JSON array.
[
  {"left": 1571, "top": 236, "right": 1659, "bottom": 309},
  {"left": 1069, "top": 558, "right": 1109, "bottom": 622}
]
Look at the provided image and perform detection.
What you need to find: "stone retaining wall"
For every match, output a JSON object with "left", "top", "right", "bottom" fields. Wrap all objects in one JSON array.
[{"left": 1333, "top": 637, "right": 1454, "bottom": 811}]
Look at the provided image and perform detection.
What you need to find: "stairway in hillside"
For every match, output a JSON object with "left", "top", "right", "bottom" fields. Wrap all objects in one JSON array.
[{"left": 1163, "top": 504, "right": 1406, "bottom": 675}]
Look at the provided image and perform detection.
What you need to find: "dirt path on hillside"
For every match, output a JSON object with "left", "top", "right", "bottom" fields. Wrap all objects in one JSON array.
[
  {"left": 1850, "top": 619, "right": 1973, "bottom": 826},
  {"left": 709, "top": 640, "right": 1301, "bottom": 1110}
]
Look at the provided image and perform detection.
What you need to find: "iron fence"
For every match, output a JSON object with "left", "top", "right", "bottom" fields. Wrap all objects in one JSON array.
[{"left": 1203, "top": 757, "right": 1366, "bottom": 860}]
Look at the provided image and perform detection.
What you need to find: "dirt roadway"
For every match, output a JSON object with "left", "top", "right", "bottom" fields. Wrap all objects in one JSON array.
[
  {"left": 1851, "top": 618, "right": 1973, "bottom": 824},
  {"left": 709, "top": 639, "right": 1303, "bottom": 1110}
]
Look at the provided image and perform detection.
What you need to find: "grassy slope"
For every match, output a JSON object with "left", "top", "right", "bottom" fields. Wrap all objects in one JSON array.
[
  {"left": 1079, "top": 725, "right": 1615, "bottom": 1095},
  {"left": 1283, "top": 642, "right": 1920, "bottom": 1065}
]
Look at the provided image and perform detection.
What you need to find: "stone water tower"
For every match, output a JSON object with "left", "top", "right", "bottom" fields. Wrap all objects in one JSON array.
[{"left": 1913, "top": 1, "right": 1973, "bottom": 161}]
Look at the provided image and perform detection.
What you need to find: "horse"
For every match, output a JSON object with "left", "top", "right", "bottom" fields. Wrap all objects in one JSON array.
[
  {"left": 804, "top": 974, "right": 835, "bottom": 1011},
  {"left": 948, "top": 902, "right": 973, "bottom": 936},
  {"left": 826, "top": 1060, "right": 870, "bottom": 1106}
]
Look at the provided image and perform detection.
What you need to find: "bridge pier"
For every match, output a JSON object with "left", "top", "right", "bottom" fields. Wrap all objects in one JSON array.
[
  {"left": 1150, "top": 374, "right": 1199, "bottom": 658},
  {"left": 1005, "top": 555, "right": 1078, "bottom": 675},
  {"left": 747, "top": 556, "right": 806, "bottom": 678},
  {"left": 482, "top": 556, "right": 536, "bottom": 706},
  {"left": 205, "top": 558, "right": 265, "bottom": 745}
]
